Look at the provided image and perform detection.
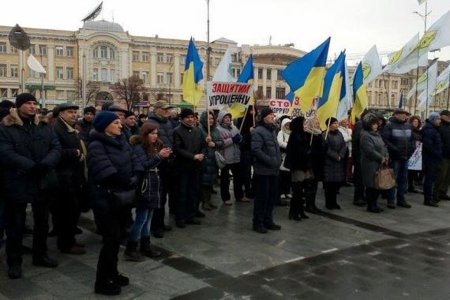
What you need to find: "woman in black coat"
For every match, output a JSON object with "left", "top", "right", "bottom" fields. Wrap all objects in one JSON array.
[
  {"left": 87, "top": 111, "right": 140, "bottom": 296},
  {"left": 125, "top": 122, "right": 171, "bottom": 261}
]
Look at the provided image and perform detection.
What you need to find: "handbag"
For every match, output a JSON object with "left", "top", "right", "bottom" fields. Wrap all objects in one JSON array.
[
  {"left": 214, "top": 151, "right": 226, "bottom": 169},
  {"left": 110, "top": 188, "right": 136, "bottom": 208},
  {"left": 374, "top": 165, "right": 396, "bottom": 190}
]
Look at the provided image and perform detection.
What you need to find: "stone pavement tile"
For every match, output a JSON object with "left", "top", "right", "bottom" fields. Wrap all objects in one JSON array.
[
  {"left": 170, "top": 286, "right": 225, "bottom": 300},
  {"left": 0, "top": 277, "right": 47, "bottom": 299},
  {"left": 29, "top": 271, "right": 92, "bottom": 297}
]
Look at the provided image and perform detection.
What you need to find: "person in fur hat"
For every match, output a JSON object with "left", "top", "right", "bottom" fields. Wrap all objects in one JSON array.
[{"left": 0, "top": 93, "right": 61, "bottom": 279}]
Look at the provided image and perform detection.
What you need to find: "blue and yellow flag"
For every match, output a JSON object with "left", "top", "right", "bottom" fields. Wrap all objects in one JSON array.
[
  {"left": 350, "top": 62, "right": 369, "bottom": 124},
  {"left": 237, "top": 54, "right": 254, "bottom": 83},
  {"left": 317, "top": 51, "right": 346, "bottom": 130},
  {"left": 281, "top": 37, "right": 330, "bottom": 115},
  {"left": 183, "top": 38, "right": 204, "bottom": 106}
]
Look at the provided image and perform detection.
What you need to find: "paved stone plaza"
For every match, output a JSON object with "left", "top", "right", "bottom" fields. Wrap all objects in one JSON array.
[{"left": 1, "top": 186, "right": 450, "bottom": 299}]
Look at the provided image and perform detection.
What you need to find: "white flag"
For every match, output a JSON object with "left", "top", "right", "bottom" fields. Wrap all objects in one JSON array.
[
  {"left": 421, "top": 11, "right": 450, "bottom": 52},
  {"left": 417, "top": 0, "right": 427, "bottom": 5},
  {"left": 336, "top": 61, "right": 352, "bottom": 121},
  {"left": 212, "top": 47, "right": 235, "bottom": 82},
  {"left": 433, "top": 64, "right": 450, "bottom": 96},
  {"left": 406, "top": 61, "right": 437, "bottom": 99},
  {"left": 417, "top": 62, "right": 438, "bottom": 110},
  {"left": 383, "top": 33, "right": 420, "bottom": 74},
  {"left": 361, "top": 45, "right": 383, "bottom": 84},
  {"left": 27, "top": 54, "right": 46, "bottom": 74}
]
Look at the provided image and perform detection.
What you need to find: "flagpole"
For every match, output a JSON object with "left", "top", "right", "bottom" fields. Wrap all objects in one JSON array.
[
  {"left": 206, "top": 0, "right": 211, "bottom": 137},
  {"left": 447, "top": 72, "right": 450, "bottom": 110}
]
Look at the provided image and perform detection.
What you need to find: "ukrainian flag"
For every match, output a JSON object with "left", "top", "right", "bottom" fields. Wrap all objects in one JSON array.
[
  {"left": 281, "top": 37, "right": 330, "bottom": 115},
  {"left": 350, "top": 62, "right": 369, "bottom": 124},
  {"left": 317, "top": 51, "right": 346, "bottom": 130},
  {"left": 237, "top": 54, "right": 254, "bottom": 83},
  {"left": 183, "top": 38, "right": 204, "bottom": 106}
]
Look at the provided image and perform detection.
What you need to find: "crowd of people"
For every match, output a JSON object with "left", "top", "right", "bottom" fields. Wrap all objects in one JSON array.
[{"left": 0, "top": 92, "right": 449, "bottom": 296}]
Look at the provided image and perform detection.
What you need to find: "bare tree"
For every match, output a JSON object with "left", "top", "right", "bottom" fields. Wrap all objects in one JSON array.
[
  {"left": 110, "top": 76, "right": 147, "bottom": 110},
  {"left": 76, "top": 80, "right": 100, "bottom": 106}
]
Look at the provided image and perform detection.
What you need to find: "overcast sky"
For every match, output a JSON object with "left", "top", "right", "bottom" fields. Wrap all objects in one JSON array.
[{"left": 2, "top": 0, "right": 449, "bottom": 64}]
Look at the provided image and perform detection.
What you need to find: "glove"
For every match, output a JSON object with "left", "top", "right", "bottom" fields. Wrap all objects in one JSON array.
[{"left": 232, "top": 134, "right": 242, "bottom": 144}]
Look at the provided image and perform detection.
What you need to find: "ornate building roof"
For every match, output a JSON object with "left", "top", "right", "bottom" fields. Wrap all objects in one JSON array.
[{"left": 82, "top": 20, "right": 124, "bottom": 33}]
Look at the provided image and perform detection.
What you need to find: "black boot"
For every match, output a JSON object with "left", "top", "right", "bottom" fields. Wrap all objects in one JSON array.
[
  {"left": 95, "top": 279, "right": 121, "bottom": 295},
  {"left": 304, "top": 180, "right": 321, "bottom": 213},
  {"left": 124, "top": 241, "right": 144, "bottom": 262},
  {"left": 289, "top": 182, "right": 302, "bottom": 221},
  {"left": 140, "top": 236, "right": 161, "bottom": 258}
]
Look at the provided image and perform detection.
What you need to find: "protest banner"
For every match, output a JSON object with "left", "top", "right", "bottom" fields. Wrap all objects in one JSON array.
[
  {"left": 408, "top": 142, "right": 422, "bottom": 171},
  {"left": 207, "top": 81, "right": 252, "bottom": 111}
]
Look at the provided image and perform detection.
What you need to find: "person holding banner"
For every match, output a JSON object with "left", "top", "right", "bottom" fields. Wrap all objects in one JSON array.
[
  {"left": 421, "top": 113, "right": 443, "bottom": 207},
  {"left": 217, "top": 111, "right": 245, "bottom": 205}
]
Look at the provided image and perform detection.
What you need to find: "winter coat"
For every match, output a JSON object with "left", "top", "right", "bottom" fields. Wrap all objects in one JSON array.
[
  {"left": 382, "top": 117, "right": 415, "bottom": 160},
  {"left": 439, "top": 120, "right": 450, "bottom": 159},
  {"left": 217, "top": 111, "right": 241, "bottom": 164},
  {"left": 360, "top": 129, "right": 388, "bottom": 189},
  {"left": 0, "top": 111, "right": 61, "bottom": 203},
  {"left": 323, "top": 129, "right": 347, "bottom": 183},
  {"left": 53, "top": 117, "right": 86, "bottom": 189},
  {"left": 87, "top": 130, "right": 139, "bottom": 212},
  {"left": 285, "top": 117, "right": 312, "bottom": 172},
  {"left": 421, "top": 120, "right": 443, "bottom": 165},
  {"left": 147, "top": 112, "right": 174, "bottom": 148},
  {"left": 251, "top": 122, "right": 282, "bottom": 176},
  {"left": 351, "top": 119, "right": 363, "bottom": 159},
  {"left": 130, "top": 135, "right": 163, "bottom": 209},
  {"left": 338, "top": 126, "right": 352, "bottom": 157},
  {"left": 173, "top": 122, "right": 206, "bottom": 171},
  {"left": 199, "top": 111, "right": 224, "bottom": 186},
  {"left": 75, "top": 118, "right": 93, "bottom": 143},
  {"left": 277, "top": 118, "right": 291, "bottom": 171}
]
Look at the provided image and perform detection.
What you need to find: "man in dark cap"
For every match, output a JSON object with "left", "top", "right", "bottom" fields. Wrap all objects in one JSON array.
[
  {"left": 52, "top": 103, "right": 87, "bottom": 255},
  {"left": 75, "top": 106, "right": 96, "bottom": 143},
  {"left": 109, "top": 105, "right": 132, "bottom": 141},
  {"left": 0, "top": 93, "right": 61, "bottom": 279},
  {"left": 435, "top": 110, "right": 450, "bottom": 201},
  {"left": 251, "top": 108, "right": 282, "bottom": 233},
  {"left": 173, "top": 108, "right": 206, "bottom": 228},
  {"left": 124, "top": 111, "right": 139, "bottom": 135},
  {"left": 382, "top": 108, "right": 415, "bottom": 209}
]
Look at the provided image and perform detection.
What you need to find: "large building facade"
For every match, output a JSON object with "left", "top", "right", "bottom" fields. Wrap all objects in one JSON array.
[{"left": 0, "top": 21, "right": 303, "bottom": 110}]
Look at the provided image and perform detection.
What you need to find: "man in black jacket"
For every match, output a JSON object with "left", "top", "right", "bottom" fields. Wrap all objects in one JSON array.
[
  {"left": 435, "top": 110, "right": 450, "bottom": 201},
  {"left": 53, "top": 103, "right": 87, "bottom": 255},
  {"left": 173, "top": 108, "right": 206, "bottom": 228},
  {"left": 75, "top": 106, "right": 96, "bottom": 143},
  {"left": 0, "top": 93, "right": 61, "bottom": 279}
]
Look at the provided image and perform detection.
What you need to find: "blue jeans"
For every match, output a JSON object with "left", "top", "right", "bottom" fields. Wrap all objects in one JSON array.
[
  {"left": 388, "top": 159, "right": 408, "bottom": 204},
  {"left": 128, "top": 207, "right": 154, "bottom": 242}
]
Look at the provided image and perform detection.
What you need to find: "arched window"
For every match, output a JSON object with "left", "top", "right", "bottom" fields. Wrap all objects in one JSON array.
[{"left": 93, "top": 45, "right": 116, "bottom": 60}]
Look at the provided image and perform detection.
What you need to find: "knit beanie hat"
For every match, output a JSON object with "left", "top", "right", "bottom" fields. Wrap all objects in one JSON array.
[
  {"left": 84, "top": 106, "right": 96, "bottom": 115},
  {"left": 428, "top": 112, "right": 440, "bottom": 123},
  {"left": 325, "top": 117, "right": 338, "bottom": 126},
  {"left": 179, "top": 108, "right": 194, "bottom": 119},
  {"left": 93, "top": 111, "right": 119, "bottom": 132},
  {"left": 15, "top": 93, "right": 37, "bottom": 108},
  {"left": 260, "top": 107, "right": 274, "bottom": 120}
]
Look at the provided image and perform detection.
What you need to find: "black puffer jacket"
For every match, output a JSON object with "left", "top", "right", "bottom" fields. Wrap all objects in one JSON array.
[
  {"left": 285, "top": 117, "right": 312, "bottom": 171},
  {"left": 0, "top": 111, "right": 61, "bottom": 203},
  {"left": 173, "top": 122, "right": 206, "bottom": 170},
  {"left": 422, "top": 120, "right": 443, "bottom": 164},
  {"left": 382, "top": 117, "right": 415, "bottom": 160},
  {"left": 251, "top": 122, "right": 281, "bottom": 176},
  {"left": 323, "top": 129, "right": 347, "bottom": 183},
  {"left": 439, "top": 120, "right": 450, "bottom": 159}
]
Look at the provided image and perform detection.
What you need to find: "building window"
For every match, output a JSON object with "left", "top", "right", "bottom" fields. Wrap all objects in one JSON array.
[
  {"left": 267, "top": 69, "right": 272, "bottom": 80},
  {"left": 166, "top": 72, "right": 173, "bottom": 85},
  {"left": 275, "top": 87, "right": 286, "bottom": 99},
  {"left": 39, "top": 45, "right": 47, "bottom": 56},
  {"left": 56, "top": 90, "right": 65, "bottom": 99},
  {"left": 110, "top": 48, "right": 115, "bottom": 59},
  {"left": 277, "top": 70, "right": 283, "bottom": 80},
  {"left": 66, "top": 67, "right": 74, "bottom": 80},
  {"left": 101, "top": 68, "right": 108, "bottom": 82},
  {"left": 93, "top": 68, "right": 98, "bottom": 81},
  {"left": 67, "top": 91, "right": 76, "bottom": 100},
  {"left": 56, "top": 46, "right": 64, "bottom": 56},
  {"left": 0, "top": 88, "right": 7, "bottom": 97},
  {"left": 100, "top": 46, "right": 108, "bottom": 59},
  {"left": 257, "top": 86, "right": 263, "bottom": 95},
  {"left": 29, "top": 69, "right": 40, "bottom": 79},
  {"left": 110, "top": 69, "right": 115, "bottom": 83},
  {"left": 0, "top": 64, "right": 6, "bottom": 77},
  {"left": 29, "top": 44, "right": 36, "bottom": 55},
  {"left": 166, "top": 54, "right": 173, "bottom": 63},
  {"left": 180, "top": 73, "right": 184, "bottom": 85},
  {"left": 0, "top": 43, "right": 6, "bottom": 53},
  {"left": 142, "top": 71, "right": 149, "bottom": 83},
  {"left": 93, "top": 45, "right": 115, "bottom": 60},
  {"left": 10, "top": 46, "right": 18, "bottom": 54},
  {"left": 258, "top": 68, "right": 263, "bottom": 80},
  {"left": 11, "top": 89, "right": 18, "bottom": 97},
  {"left": 10, "top": 65, "right": 18, "bottom": 77},
  {"left": 231, "top": 53, "right": 238, "bottom": 63},
  {"left": 132, "top": 51, "right": 140, "bottom": 62},
  {"left": 157, "top": 53, "right": 164, "bottom": 63},
  {"left": 56, "top": 67, "right": 64, "bottom": 80},
  {"left": 66, "top": 47, "right": 74, "bottom": 57},
  {"left": 392, "top": 80, "right": 398, "bottom": 89},
  {"left": 180, "top": 56, "right": 186, "bottom": 65},
  {"left": 142, "top": 52, "right": 149, "bottom": 62},
  {"left": 266, "top": 87, "right": 272, "bottom": 98},
  {"left": 157, "top": 73, "right": 164, "bottom": 84}
]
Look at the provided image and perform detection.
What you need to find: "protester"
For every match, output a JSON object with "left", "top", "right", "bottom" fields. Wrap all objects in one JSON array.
[
  {"left": 147, "top": 100, "right": 175, "bottom": 238},
  {"left": 323, "top": 117, "right": 347, "bottom": 210},
  {"left": 173, "top": 108, "right": 206, "bottom": 228},
  {"left": 75, "top": 106, "right": 96, "bottom": 143},
  {"left": 53, "top": 103, "right": 87, "bottom": 255},
  {"left": 382, "top": 108, "right": 415, "bottom": 208},
  {"left": 0, "top": 93, "right": 61, "bottom": 279},
  {"left": 352, "top": 112, "right": 367, "bottom": 206},
  {"left": 124, "top": 111, "right": 140, "bottom": 135},
  {"left": 217, "top": 111, "right": 246, "bottom": 205},
  {"left": 421, "top": 112, "right": 442, "bottom": 207},
  {"left": 277, "top": 117, "right": 292, "bottom": 201},
  {"left": 360, "top": 113, "right": 388, "bottom": 213},
  {"left": 199, "top": 111, "right": 224, "bottom": 210},
  {"left": 251, "top": 108, "right": 282, "bottom": 233},
  {"left": 338, "top": 118, "right": 352, "bottom": 185},
  {"left": 435, "top": 110, "right": 450, "bottom": 201},
  {"left": 408, "top": 115, "right": 422, "bottom": 193},
  {"left": 124, "top": 122, "right": 171, "bottom": 261},
  {"left": 88, "top": 111, "right": 139, "bottom": 295},
  {"left": 108, "top": 105, "right": 131, "bottom": 141}
]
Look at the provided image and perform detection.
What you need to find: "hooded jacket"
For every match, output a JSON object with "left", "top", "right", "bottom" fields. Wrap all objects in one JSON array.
[{"left": 217, "top": 111, "right": 241, "bottom": 164}]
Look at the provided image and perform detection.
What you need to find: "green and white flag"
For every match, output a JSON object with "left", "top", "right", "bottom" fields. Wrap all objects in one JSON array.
[
  {"left": 417, "top": 62, "right": 438, "bottom": 110},
  {"left": 433, "top": 64, "right": 450, "bottom": 96},
  {"left": 361, "top": 45, "right": 383, "bottom": 84},
  {"left": 406, "top": 61, "right": 437, "bottom": 99},
  {"left": 383, "top": 33, "right": 422, "bottom": 74},
  {"left": 417, "top": 0, "right": 427, "bottom": 5}
]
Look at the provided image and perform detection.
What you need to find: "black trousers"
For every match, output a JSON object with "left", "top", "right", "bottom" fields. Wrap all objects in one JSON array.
[
  {"left": 94, "top": 210, "right": 125, "bottom": 282},
  {"left": 353, "top": 154, "right": 365, "bottom": 202},
  {"left": 323, "top": 182, "right": 340, "bottom": 208},
  {"left": 220, "top": 163, "right": 243, "bottom": 202},
  {"left": 253, "top": 175, "right": 278, "bottom": 227},
  {"left": 151, "top": 165, "right": 177, "bottom": 233},
  {"left": 5, "top": 200, "right": 49, "bottom": 266},
  {"left": 365, "top": 187, "right": 381, "bottom": 209},
  {"left": 55, "top": 186, "right": 82, "bottom": 251}
]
